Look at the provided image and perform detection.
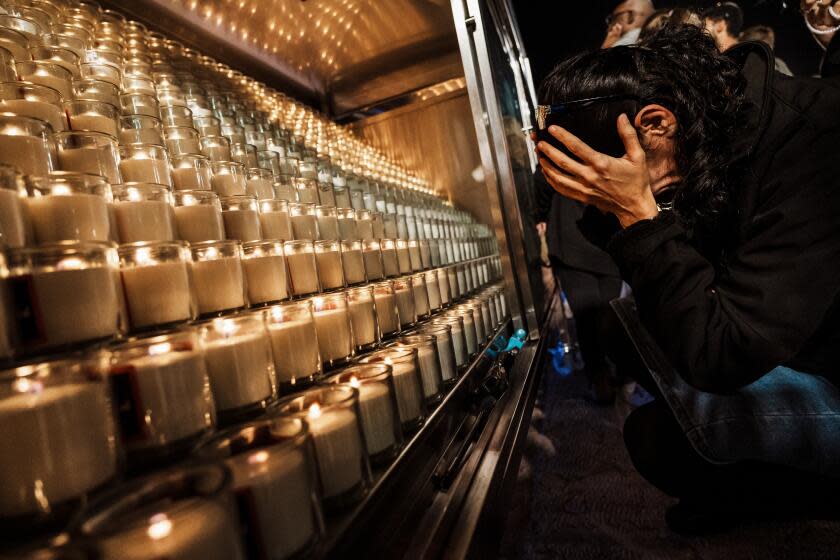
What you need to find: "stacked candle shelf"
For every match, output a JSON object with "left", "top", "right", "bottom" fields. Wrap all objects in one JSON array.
[{"left": 0, "top": 1, "right": 512, "bottom": 558}]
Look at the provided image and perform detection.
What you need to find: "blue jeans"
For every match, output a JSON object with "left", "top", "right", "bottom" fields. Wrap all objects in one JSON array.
[{"left": 652, "top": 366, "right": 840, "bottom": 476}]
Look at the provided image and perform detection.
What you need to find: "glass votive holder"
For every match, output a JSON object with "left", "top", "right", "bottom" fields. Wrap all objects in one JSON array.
[
  {"left": 79, "top": 62, "right": 120, "bottom": 88},
  {"left": 171, "top": 189, "right": 224, "bottom": 242},
  {"left": 361, "top": 239, "right": 384, "bottom": 281},
  {"left": 200, "top": 135, "right": 231, "bottom": 162},
  {"left": 118, "top": 240, "right": 194, "bottom": 332},
  {"left": 424, "top": 269, "right": 442, "bottom": 311},
  {"left": 190, "top": 240, "right": 247, "bottom": 317},
  {"left": 112, "top": 183, "right": 174, "bottom": 243},
  {"left": 0, "top": 165, "right": 26, "bottom": 249},
  {"left": 333, "top": 185, "right": 351, "bottom": 209},
  {"left": 65, "top": 99, "right": 119, "bottom": 138},
  {"left": 76, "top": 464, "right": 245, "bottom": 558},
  {"left": 431, "top": 315, "right": 469, "bottom": 373},
  {"left": 193, "top": 114, "right": 220, "bottom": 136},
  {"left": 273, "top": 175, "right": 297, "bottom": 202},
  {"left": 372, "top": 280, "right": 400, "bottom": 339},
  {"left": 416, "top": 322, "right": 458, "bottom": 386},
  {"left": 356, "top": 209, "right": 373, "bottom": 241},
  {"left": 119, "top": 92, "right": 159, "bottom": 118},
  {"left": 325, "top": 364, "right": 402, "bottom": 465},
  {"left": 24, "top": 171, "right": 113, "bottom": 243},
  {"left": 438, "top": 264, "right": 451, "bottom": 307},
  {"left": 221, "top": 122, "right": 245, "bottom": 146},
  {"left": 311, "top": 292, "right": 354, "bottom": 370},
  {"left": 358, "top": 347, "right": 425, "bottom": 434},
  {"left": 419, "top": 239, "right": 432, "bottom": 270},
  {"left": 0, "top": 27, "right": 28, "bottom": 62},
  {"left": 196, "top": 418, "right": 323, "bottom": 559},
  {"left": 231, "top": 142, "right": 258, "bottom": 169},
  {"left": 163, "top": 125, "right": 201, "bottom": 156},
  {"left": 170, "top": 153, "right": 212, "bottom": 190},
  {"left": 380, "top": 238, "right": 399, "bottom": 278},
  {"left": 73, "top": 77, "right": 120, "bottom": 107},
  {"left": 467, "top": 262, "right": 477, "bottom": 293},
  {"left": 391, "top": 334, "right": 443, "bottom": 407},
  {"left": 383, "top": 213, "right": 398, "bottom": 239},
  {"left": 315, "top": 204, "right": 339, "bottom": 241},
  {"left": 262, "top": 300, "right": 321, "bottom": 391},
  {"left": 0, "top": 81, "right": 66, "bottom": 133},
  {"left": 346, "top": 285, "right": 379, "bottom": 352},
  {"left": 429, "top": 239, "right": 442, "bottom": 268},
  {"left": 242, "top": 239, "right": 288, "bottom": 307},
  {"left": 259, "top": 198, "right": 293, "bottom": 240},
  {"left": 210, "top": 160, "right": 246, "bottom": 196},
  {"left": 339, "top": 240, "right": 365, "bottom": 287},
  {"left": 121, "top": 74, "right": 155, "bottom": 95},
  {"left": 411, "top": 272, "right": 431, "bottom": 320},
  {"left": 160, "top": 104, "right": 193, "bottom": 127},
  {"left": 197, "top": 314, "right": 277, "bottom": 425},
  {"left": 221, "top": 194, "right": 262, "bottom": 242},
  {"left": 0, "top": 354, "right": 119, "bottom": 539},
  {"left": 456, "top": 263, "right": 468, "bottom": 295},
  {"left": 289, "top": 201, "right": 318, "bottom": 241},
  {"left": 407, "top": 239, "right": 422, "bottom": 272},
  {"left": 0, "top": 45, "right": 15, "bottom": 81},
  {"left": 392, "top": 276, "right": 416, "bottom": 329},
  {"left": 119, "top": 114, "right": 163, "bottom": 145},
  {"left": 0, "top": 113, "right": 55, "bottom": 176},
  {"left": 318, "top": 181, "right": 336, "bottom": 207},
  {"left": 335, "top": 207, "right": 357, "bottom": 240},
  {"left": 118, "top": 143, "right": 172, "bottom": 186},
  {"left": 55, "top": 130, "right": 121, "bottom": 184},
  {"left": 16, "top": 60, "right": 72, "bottom": 99},
  {"left": 371, "top": 211, "right": 385, "bottom": 239},
  {"left": 245, "top": 167, "right": 274, "bottom": 200},
  {"left": 7, "top": 241, "right": 124, "bottom": 353},
  {"left": 477, "top": 296, "right": 493, "bottom": 338},
  {"left": 314, "top": 239, "right": 345, "bottom": 292},
  {"left": 395, "top": 239, "right": 412, "bottom": 275},
  {"left": 295, "top": 177, "right": 319, "bottom": 205},
  {"left": 156, "top": 87, "right": 187, "bottom": 108},
  {"left": 282, "top": 239, "right": 319, "bottom": 297},
  {"left": 447, "top": 307, "right": 478, "bottom": 358},
  {"left": 273, "top": 385, "right": 371, "bottom": 511},
  {"left": 447, "top": 265, "right": 460, "bottom": 301}
]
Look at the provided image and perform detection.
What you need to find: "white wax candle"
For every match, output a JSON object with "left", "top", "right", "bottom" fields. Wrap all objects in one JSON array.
[
  {"left": 413, "top": 283, "right": 430, "bottom": 317},
  {"left": 174, "top": 204, "right": 225, "bottom": 243},
  {"left": 342, "top": 249, "right": 365, "bottom": 285},
  {"left": 420, "top": 243, "right": 431, "bottom": 269},
  {"left": 113, "top": 200, "right": 175, "bottom": 243},
  {"left": 171, "top": 166, "right": 211, "bottom": 190},
  {"left": 307, "top": 406, "right": 364, "bottom": 498},
  {"left": 58, "top": 146, "right": 120, "bottom": 185},
  {"left": 355, "top": 381, "right": 396, "bottom": 456},
  {"left": 433, "top": 335, "right": 456, "bottom": 382},
  {"left": 438, "top": 273, "right": 451, "bottom": 305},
  {"left": 167, "top": 138, "right": 202, "bottom": 156},
  {"left": 363, "top": 249, "right": 384, "bottom": 281},
  {"left": 473, "top": 308, "right": 485, "bottom": 343},
  {"left": 259, "top": 211, "right": 293, "bottom": 240},
  {"left": 358, "top": 218, "right": 373, "bottom": 241},
  {"left": 414, "top": 345, "right": 441, "bottom": 398},
  {"left": 243, "top": 254, "right": 288, "bottom": 305},
  {"left": 447, "top": 269, "right": 459, "bottom": 300},
  {"left": 110, "top": 350, "right": 215, "bottom": 449},
  {"left": 203, "top": 331, "right": 274, "bottom": 413},
  {"left": 227, "top": 447, "right": 315, "bottom": 560},
  {"left": 462, "top": 314, "right": 478, "bottom": 356},
  {"left": 26, "top": 193, "right": 111, "bottom": 243},
  {"left": 291, "top": 214, "right": 318, "bottom": 240},
  {"left": 316, "top": 216, "right": 339, "bottom": 240},
  {"left": 337, "top": 217, "right": 358, "bottom": 240},
  {"left": 245, "top": 177, "right": 274, "bottom": 200},
  {"left": 315, "top": 250, "right": 344, "bottom": 291},
  {"left": 449, "top": 325, "right": 467, "bottom": 367},
  {"left": 13, "top": 266, "right": 120, "bottom": 348},
  {"left": 97, "top": 497, "right": 245, "bottom": 560},
  {"left": 408, "top": 245, "right": 421, "bottom": 272},
  {"left": 191, "top": 256, "right": 246, "bottom": 315},
  {"left": 223, "top": 209, "right": 262, "bottom": 242},
  {"left": 0, "top": 135, "right": 51, "bottom": 176},
  {"left": 426, "top": 277, "right": 442, "bottom": 310},
  {"left": 203, "top": 145, "right": 231, "bottom": 162},
  {"left": 0, "top": 383, "right": 117, "bottom": 516},
  {"left": 119, "top": 158, "right": 172, "bottom": 186},
  {"left": 394, "top": 287, "right": 414, "bottom": 327},
  {"left": 349, "top": 298, "right": 376, "bottom": 348},
  {"left": 0, "top": 99, "right": 66, "bottom": 132},
  {"left": 267, "top": 319, "right": 320, "bottom": 384},
  {"left": 373, "top": 292, "right": 398, "bottom": 335},
  {"left": 382, "top": 248, "right": 399, "bottom": 277},
  {"left": 396, "top": 247, "right": 411, "bottom": 274},
  {"left": 389, "top": 359, "right": 423, "bottom": 425},
  {"left": 120, "top": 128, "right": 163, "bottom": 146},
  {"left": 69, "top": 112, "right": 119, "bottom": 138},
  {"left": 286, "top": 252, "right": 319, "bottom": 296},
  {"left": 211, "top": 173, "right": 246, "bottom": 197},
  {"left": 313, "top": 307, "right": 352, "bottom": 364},
  {"left": 122, "top": 260, "right": 192, "bottom": 329},
  {"left": 0, "top": 188, "right": 26, "bottom": 248}
]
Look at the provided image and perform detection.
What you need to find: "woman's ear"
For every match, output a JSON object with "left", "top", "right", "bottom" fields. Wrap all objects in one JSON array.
[{"left": 634, "top": 104, "right": 678, "bottom": 140}]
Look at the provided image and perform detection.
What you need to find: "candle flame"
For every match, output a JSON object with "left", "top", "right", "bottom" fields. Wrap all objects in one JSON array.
[
  {"left": 308, "top": 402, "right": 322, "bottom": 419},
  {"left": 204, "top": 247, "right": 219, "bottom": 260},
  {"left": 135, "top": 247, "right": 153, "bottom": 266},
  {"left": 52, "top": 185, "right": 72, "bottom": 196},
  {"left": 383, "top": 357, "right": 393, "bottom": 366},
  {"left": 248, "top": 450, "right": 269, "bottom": 465},
  {"left": 127, "top": 188, "right": 143, "bottom": 202},
  {"left": 182, "top": 194, "right": 196, "bottom": 206},
  {"left": 213, "top": 318, "right": 237, "bottom": 338},
  {"left": 13, "top": 377, "right": 43, "bottom": 395},
  {"left": 270, "top": 306, "right": 283, "bottom": 322},
  {"left": 149, "top": 342, "right": 172, "bottom": 356},
  {"left": 56, "top": 257, "right": 85, "bottom": 271},
  {"left": 349, "top": 376, "right": 360, "bottom": 389},
  {"left": 312, "top": 297, "right": 324, "bottom": 311},
  {"left": 252, "top": 247, "right": 264, "bottom": 258},
  {"left": 147, "top": 513, "right": 172, "bottom": 540}
]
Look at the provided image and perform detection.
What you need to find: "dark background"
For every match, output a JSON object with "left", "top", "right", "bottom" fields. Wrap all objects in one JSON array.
[{"left": 513, "top": 0, "right": 824, "bottom": 92}]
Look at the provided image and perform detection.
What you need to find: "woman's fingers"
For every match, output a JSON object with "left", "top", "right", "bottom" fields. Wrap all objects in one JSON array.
[
  {"left": 538, "top": 157, "right": 594, "bottom": 204},
  {"left": 547, "top": 125, "right": 601, "bottom": 164},
  {"left": 617, "top": 114, "right": 645, "bottom": 162},
  {"left": 536, "top": 140, "right": 590, "bottom": 179}
]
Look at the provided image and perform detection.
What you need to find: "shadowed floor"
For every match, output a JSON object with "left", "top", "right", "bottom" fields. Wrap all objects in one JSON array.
[{"left": 501, "top": 367, "right": 840, "bottom": 559}]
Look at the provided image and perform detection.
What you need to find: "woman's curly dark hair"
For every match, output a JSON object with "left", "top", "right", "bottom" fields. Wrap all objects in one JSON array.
[{"left": 539, "top": 24, "right": 746, "bottom": 232}]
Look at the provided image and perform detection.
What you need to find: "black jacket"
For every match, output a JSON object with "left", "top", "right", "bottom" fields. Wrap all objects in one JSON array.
[
  {"left": 607, "top": 43, "right": 840, "bottom": 392},
  {"left": 533, "top": 169, "right": 621, "bottom": 277}
]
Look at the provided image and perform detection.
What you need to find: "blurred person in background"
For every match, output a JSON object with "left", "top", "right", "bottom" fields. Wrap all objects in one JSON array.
[
  {"left": 603, "top": 0, "right": 656, "bottom": 48},
  {"left": 801, "top": 0, "right": 840, "bottom": 78},
  {"left": 703, "top": 1, "right": 744, "bottom": 51},
  {"left": 740, "top": 24, "right": 794, "bottom": 75},
  {"left": 639, "top": 7, "right": 702, "bottom": 41}
]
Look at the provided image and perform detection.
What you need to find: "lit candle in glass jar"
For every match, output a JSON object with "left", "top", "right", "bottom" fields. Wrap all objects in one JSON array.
[
  {"left": 171, "top": 154, "right": 213, "bottom": 190},
  {"left": 362, "top": 239, "right": 385, "bottom": 281},
  {"left": 0, "top": 114, "right": 55, "bottom": 176},
  {"left": 211, "top": 160, "right": 247, "bottom": 197},
  {"left": 119, "top": 144, "right": 173, "bottom": 187},
  {"left": 65, "top": 99, "right": 120, "bottom": 138},
  {"left": 120, "top": 92, "right": 160, "bottom": 119},
  {"left": 380, "top": 239, "right": 400, "bottom": 278},
  {"left": 336, "top": 207, "right": 358, "bottom": 240},
  {"left": 112, "top": 183, "right": 175, "bottom": 243},
  {"left": 0, "top": 82, "right": 66, "bottom": 133},
  {"left": 407, "top": 240, "right": 422, "bottom": 272},
  {"left": 356, "top": 208, "right": 373, "bottom": 241},
  {"left": 393, "top": 276, "right": 416, "bottom": 329},
  {"left": 371, "top": 211, "right": 386, "bottom": 239},
  {"left": 163, "top": 125, "right": 202, "bottom": 156},
  {"left": 16, "top": 61, "right": 72, "bottom": 99},
  {"left": 432, "top": 315, "right": 469, "bottom": 372},
  {"left": 274, "top": 386, "right": 370, "bottom": 510},
  {"left": 327, "top": 365, "right": 402, "bottom": 464},
  {"left": 395, "top": 239, "right": 411, "bottom": 275},
  {"left": 200, "top": 135, "right": 232, "bottom": 162},
  {"left": 172, "top": 190, "right": 225, "bottom": 243},
  {"left": 55, "top": 130, "right": 121, "bottom": 184},
  {"left": 294, "top": 178, "right": 319, "bottom": 204},
  {"left": 0, "top": 356, "right": 119, "bottom": 531},
  {"left": 289, "top": 202, "right": 318, "bottom": 240},
  {"left": 119, "top": 242, "right": 195, "bottom": 332},
  {"left": 315, "top": 205, "right": 339, "bottom": 241},
  {"left": 108, "top": 331, "right": 216, "bottom": 466},
  {"left": 198, "top": 315, "right": 276, "bottom": 425},
  {"left": 419, "top": 239, "right": 432, "bottom": 270},
  {"left": 221, "top": 195, "right": 262, "bottom": 242},
  {"left": 0, "top": 165, "right": 25, "bottom": 249},
  {"left": 425, "top": 270, "right": 442, "bottom": 311},
  {"left": 347, "top": 285, "right": 379, "bottom": 352},
  {"left": 246, "top": 168, "right": 275, "bottom": 200},
  {"left": 119, "top": 115, "right": 164, "bottom": 146},
  {"left": 241, "top": 239, "right": 288, "bottom": 306},
  {"left": 359, "top": 348, "right": 425, "bottom": 434},
  {"left": 372, "top": 280, "right": 400, "bottom": 338},
  {"left": 340, "top": 240, "right": 366, "bottom": 286},
  {"left": 8, "top": 241, "right": 124, "bottom": 354},
  {"left": 411, "top": 273, "right": 431, "bottom": 320},
  {"left": 25, "top": 172, "right": 112, "bottom": 243},
  {"left": 311, "top": 293, "right": 354, "bottom": 370},
  {"left": 393, "top": 335, "right": 444, "bottom": 407},
  {"left": 283, "top": 240, "right": 320, "bottom": 297},
  {"left": 190, "top": 240, "right": 247, "bottom": 317},
  {"left": 416, "top": 323, "right": 458, "bottom": 385},
  {"left": 259, "top": 199, "right": 293, "bottom": 240},
  {"left": 438, "top": 266, "right": 451, "bottom": 306},
  {"left": 314, "top": 240, "right": 345, "bottom": 292},
  {"left": 263, "top": 301, "right": 321, "bottom": 391}
]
